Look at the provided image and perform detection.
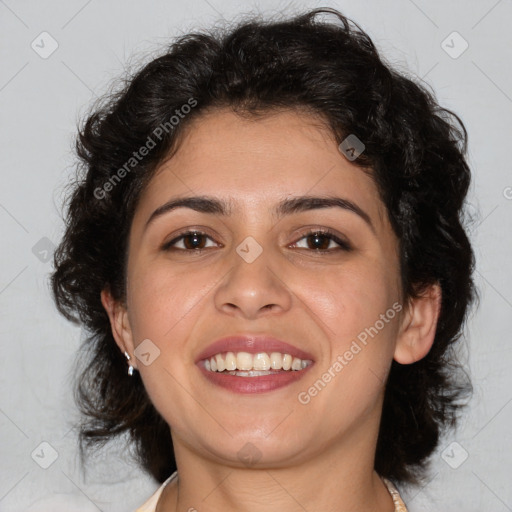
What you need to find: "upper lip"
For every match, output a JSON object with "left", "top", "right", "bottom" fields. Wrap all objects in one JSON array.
[{"left": 195, "top": 334, "right": 315, "bottom": 363}]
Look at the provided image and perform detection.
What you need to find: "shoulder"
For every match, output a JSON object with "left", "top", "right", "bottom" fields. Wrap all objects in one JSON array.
[{"left": 134, "top": 471, "right": 178, "bottom": 512}]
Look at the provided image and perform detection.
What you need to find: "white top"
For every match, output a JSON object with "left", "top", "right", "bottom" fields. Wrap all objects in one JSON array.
[
  {"left": 135, "top": 471, "right": 178, "bottom": 512},
  {"left": 135, "top": 471, "right": 408, "bottom": 511}
]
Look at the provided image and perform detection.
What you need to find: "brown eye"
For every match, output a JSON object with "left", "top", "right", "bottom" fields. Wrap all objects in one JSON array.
[
  {"left": 304, "top": 232, "right": 331, "bottom": 250},
  {"left": 163, "top": 231, "right": 217, "bottom": 251},
  {"left": 292, "top": 230, "right": 352, "bottom": 252}
]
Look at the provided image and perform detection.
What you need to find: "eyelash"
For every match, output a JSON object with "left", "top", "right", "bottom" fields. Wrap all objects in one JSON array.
[{"left": 161, "top": 228, "right": 352, "bottom": 254}]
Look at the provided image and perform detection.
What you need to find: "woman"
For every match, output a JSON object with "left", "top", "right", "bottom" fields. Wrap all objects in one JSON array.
[{"left": 51, "top": 7, "right": 477, "bottom": 511}]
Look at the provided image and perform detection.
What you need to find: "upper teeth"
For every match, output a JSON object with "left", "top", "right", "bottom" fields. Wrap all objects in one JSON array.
[{"left": 204, "top": 351, "right": 312, "bottom": 372}]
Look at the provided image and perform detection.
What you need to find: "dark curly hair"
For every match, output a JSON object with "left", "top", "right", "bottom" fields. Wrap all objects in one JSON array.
[{"left": 51, "top": 7, "right": 479, "bottom": 487}]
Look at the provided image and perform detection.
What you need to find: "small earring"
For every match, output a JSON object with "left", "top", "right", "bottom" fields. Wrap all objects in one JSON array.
[{"left": 124, "top": 351, "right": 135, "bottom": 376}]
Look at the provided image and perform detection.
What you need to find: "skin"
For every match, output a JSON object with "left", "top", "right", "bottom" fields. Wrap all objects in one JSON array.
[{"left": 101, "top": 108, "right": 441, "bottom": 512}]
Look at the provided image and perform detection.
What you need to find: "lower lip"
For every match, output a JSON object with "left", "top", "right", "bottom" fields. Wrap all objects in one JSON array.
[{"left": 198, "top": 364, "right": 314, "bottom": 393}]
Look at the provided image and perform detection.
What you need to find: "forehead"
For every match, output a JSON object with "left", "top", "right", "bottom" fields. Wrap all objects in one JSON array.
[{"left": 136, "top": 108, "right": 388, "bottom": 228}]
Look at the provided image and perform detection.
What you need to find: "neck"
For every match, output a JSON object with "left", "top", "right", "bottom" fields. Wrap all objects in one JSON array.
[{"left": 158, "top": 421, "right": 395, "bottom": 512}]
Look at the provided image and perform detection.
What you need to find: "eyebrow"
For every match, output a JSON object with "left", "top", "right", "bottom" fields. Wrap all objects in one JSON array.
[{"left": 144, "top": 195, "right": 375, "bottom": 233}]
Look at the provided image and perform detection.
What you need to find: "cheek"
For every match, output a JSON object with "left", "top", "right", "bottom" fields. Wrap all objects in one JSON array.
[
  {"left": 298, "top": 260, "right": 400, "bottom": 406},
  {"left": 297, "top": 259, "right": 398, "bottom": 347},
  {"left": 294, "top": 266, "right": 400, "bottom": 435},
  {"left": 125, "top": 263, "right": 207, "bottom": 426},
  {"left": 127, "top": 259, "right": 211, "bottom": 342}
]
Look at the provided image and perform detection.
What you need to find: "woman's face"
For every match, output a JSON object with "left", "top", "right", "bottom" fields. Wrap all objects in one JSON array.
[{"left": 111, "top": 108, "right": 410, "bottom": 468}]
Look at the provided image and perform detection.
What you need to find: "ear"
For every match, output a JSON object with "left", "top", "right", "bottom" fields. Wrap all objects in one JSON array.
[
  {"left": 100, "top": 287, "right": 138, "bottom": 370},
  {"left": 394, "top": 282, "right": 442, "bottom": 364}
]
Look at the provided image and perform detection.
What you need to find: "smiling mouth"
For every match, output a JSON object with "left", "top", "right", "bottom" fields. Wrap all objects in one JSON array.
[
  {"left": 202, "top": 351, "right": 313, "bottom": 375},
  {"left": 198, "top": 350, "right": 314, "bottom": 393}
]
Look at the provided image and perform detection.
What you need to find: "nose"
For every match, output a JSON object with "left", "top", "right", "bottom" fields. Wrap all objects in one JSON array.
[{"left": 213, "top": 244, "right": 293, "bottom": 320}]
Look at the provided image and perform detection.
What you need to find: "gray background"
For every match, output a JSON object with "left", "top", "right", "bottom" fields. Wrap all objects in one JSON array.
[{"left": 1, "top": 0, "right": 511, "bottom": 510}]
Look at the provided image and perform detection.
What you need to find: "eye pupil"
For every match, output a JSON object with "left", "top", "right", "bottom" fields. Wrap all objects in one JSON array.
[
  {"left": 307, "top": 233, "right": 329, "bottom": 250},
  {"left": 184, "top": 232, "right": 205, "bottom": 250}
]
